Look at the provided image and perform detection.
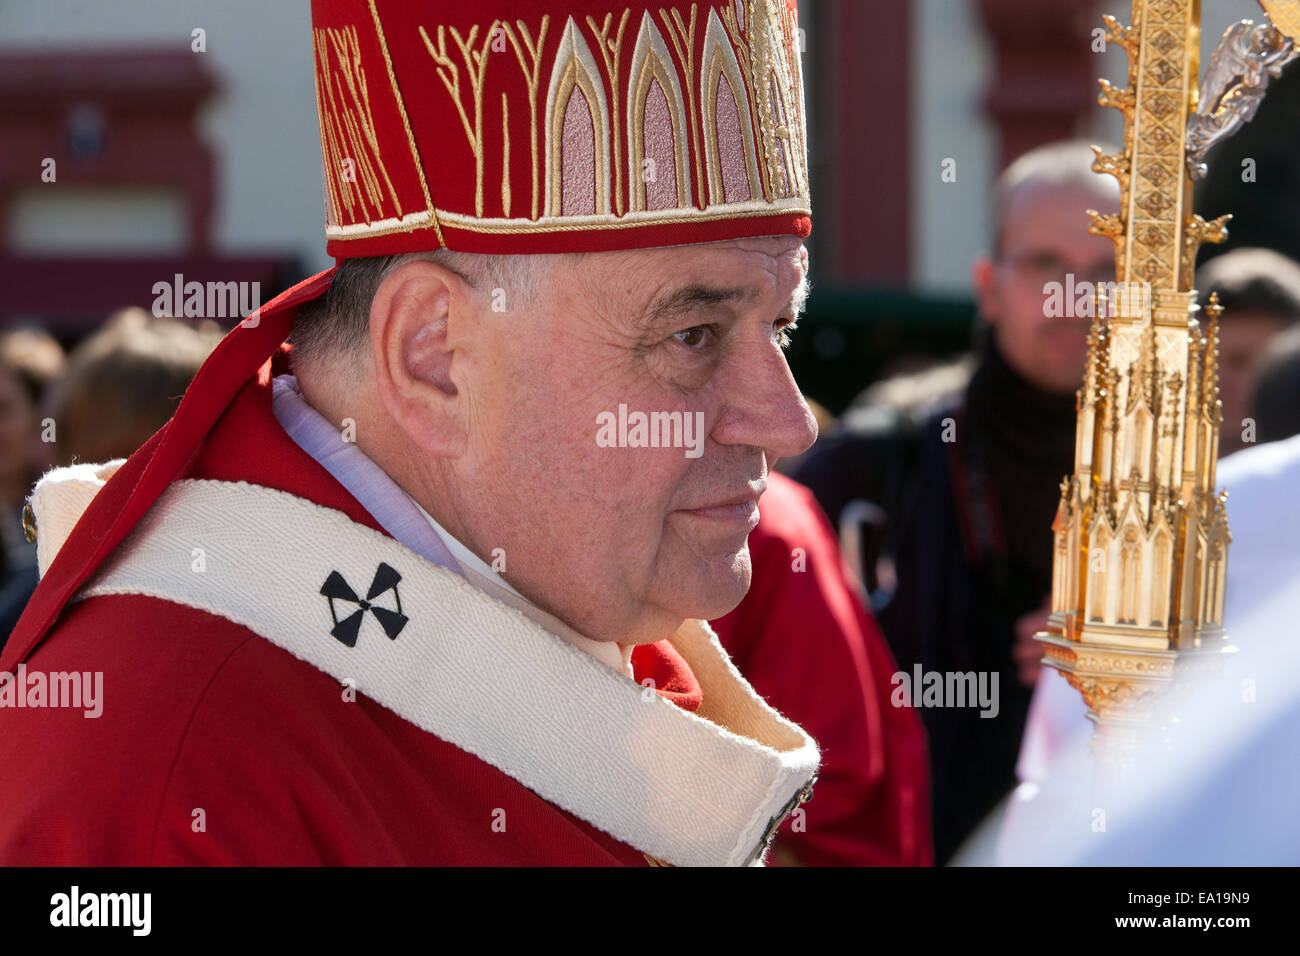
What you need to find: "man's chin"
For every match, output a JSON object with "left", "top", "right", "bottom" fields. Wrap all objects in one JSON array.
[
  {"left": 681, "top": 553, "right": 752, "bottom": 621},
  {"left": 1043, "top": 330, "right": 1089, "bottom": 373},
  {"left": 1031, "top": 347, "right": 1088, "bottom": 394}
]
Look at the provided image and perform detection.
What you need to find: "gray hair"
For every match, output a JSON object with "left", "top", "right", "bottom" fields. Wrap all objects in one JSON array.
[
  {"left": 289, "top": 249, "right": 551, "bottom": 375},
  {"left": 992, "top": 139, "right": 1121, "bottom": 257}
]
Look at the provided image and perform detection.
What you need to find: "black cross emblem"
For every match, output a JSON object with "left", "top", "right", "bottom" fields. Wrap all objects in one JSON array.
[{"left": 320, "top": 562, "right": 409, "bottom": 647}]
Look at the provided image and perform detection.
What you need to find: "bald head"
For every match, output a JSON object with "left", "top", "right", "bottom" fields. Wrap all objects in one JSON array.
[
  {"left": 992, "top": 139, "right": 1121, "bottom": 258},
  {"left": 974, "top": 139, "right": 1122, "bottom": 394}
]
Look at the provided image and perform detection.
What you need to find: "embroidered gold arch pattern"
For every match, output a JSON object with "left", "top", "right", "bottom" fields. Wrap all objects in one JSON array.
[
  {"left": 544, "top": 17, "right": 613, "bottom": 217},
  {"left": 701, "top": 9, "right": 761, "bottom": 206},
  {"left": 657, "top": 5, "right": 704, "bottom": 205},
  {"left": 627, "top": 13, "right": 693, "bottom": 211},
  {"left": 743, "top": 0, "right": 808, "bottom": 202},
  {"left": 585, "top": 11, "right": 631, "bottom": 216}
]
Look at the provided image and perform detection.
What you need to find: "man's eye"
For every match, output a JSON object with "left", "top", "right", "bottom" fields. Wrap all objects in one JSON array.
[
  {"left": 673, "top": 325, "right": 715, "bottom": 349},
  {"left": 774, "top": 317, "right": 798, "bottom": 348}
]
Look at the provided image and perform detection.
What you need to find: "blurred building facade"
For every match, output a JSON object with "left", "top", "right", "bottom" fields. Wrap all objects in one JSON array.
[
  {"left": 0, "top": 0, "right": 1272, "bottom": 385},
  {"left": 0, "top": 1, "right": 322, "bottom": 338}
]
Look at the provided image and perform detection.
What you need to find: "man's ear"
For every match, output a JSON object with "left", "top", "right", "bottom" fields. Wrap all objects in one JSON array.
[
  {"left": 369, "top": 258, "right": 473, "bottom": 458},
  {"left": 971, "top": 253, "right": 1000, "bottom": 326}
]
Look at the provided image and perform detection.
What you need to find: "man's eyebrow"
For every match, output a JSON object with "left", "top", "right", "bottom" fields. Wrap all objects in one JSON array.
[
  {"left": 638, "top": 278, "right": 809, "bottom": 329},
  {"left": 638, "top": 284, "right": 759, "bottom": 329}
]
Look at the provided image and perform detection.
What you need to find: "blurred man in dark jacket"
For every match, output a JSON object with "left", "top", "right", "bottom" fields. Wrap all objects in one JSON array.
[{"left": 795, "top": 140, "right": 1119, "bottom": 863}]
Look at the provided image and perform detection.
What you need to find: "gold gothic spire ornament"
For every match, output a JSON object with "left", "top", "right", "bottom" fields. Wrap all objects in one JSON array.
[{"left": 1036, "top": 0, "right": 1300, "bottom": 762}]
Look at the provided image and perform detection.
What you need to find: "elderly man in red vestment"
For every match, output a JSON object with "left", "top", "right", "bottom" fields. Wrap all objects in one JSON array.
[{"left": 0, "top": 0, "right": 923, "bottom": 866}]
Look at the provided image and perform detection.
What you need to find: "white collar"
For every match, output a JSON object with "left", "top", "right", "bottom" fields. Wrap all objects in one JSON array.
[{"left": 72, "top": 477, "right": 820, "bottom": 866}]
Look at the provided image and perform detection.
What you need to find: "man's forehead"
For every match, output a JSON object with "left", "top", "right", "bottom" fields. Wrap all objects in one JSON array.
[
  {"left": 554, "top": 238, "right": 808, "bottom": 327},
  {"left": 1003, "top": 181, "right": 1119, "bottom": 251},
  {"left": 620, "top": 233, "right": 804, "bottom": 260},
  {"left": 631, "top": 236, "right": 805, "bottom": 280},
  {"left": 1004, "top": 179, "right": 1117, "bottom": 229}
]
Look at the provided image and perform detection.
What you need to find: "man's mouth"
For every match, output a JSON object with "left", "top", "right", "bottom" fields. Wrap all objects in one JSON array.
[{"left": 676, "top": 482, "right": 766, "bottom": 531}]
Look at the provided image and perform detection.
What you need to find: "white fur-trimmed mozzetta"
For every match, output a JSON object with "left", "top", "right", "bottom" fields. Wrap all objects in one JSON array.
[{"left": 66, "top": 478, "right": 818, "bottom": 867}]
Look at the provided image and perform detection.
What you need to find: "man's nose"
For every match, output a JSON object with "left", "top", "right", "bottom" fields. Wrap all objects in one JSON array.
[{"left": 712, "top": 343, "right": 818, "bottom": 460}]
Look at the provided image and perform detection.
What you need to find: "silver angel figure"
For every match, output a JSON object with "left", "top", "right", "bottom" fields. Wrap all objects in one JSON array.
[{"left": 1187, "top": 20, "right": 1296, "bottom": 179}]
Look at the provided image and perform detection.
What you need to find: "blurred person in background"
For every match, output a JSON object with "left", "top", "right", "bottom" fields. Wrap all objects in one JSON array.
[
  {"left": 1195, "top": 247, "right": 1300, "bottom": 455},
  {"left": 0, "top": 310, "right": 221, "bottom": 642},
  {"left": 0, "top": 328, "right": 64, "bottom": 594},
  {"left": 1252, "top": 323, "right": 1300, "bottom": 444},
  {"left": 795, "top": 140, "right": 1119, "bottom": 863},
  {"left": 46, "top": 308, "right": 223, "bottom": 468},
  {"left": 801, "top": 355, "right": 975, "bottom": 607}
]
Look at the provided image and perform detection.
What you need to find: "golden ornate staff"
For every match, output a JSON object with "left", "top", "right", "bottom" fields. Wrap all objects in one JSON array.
[{"left": 1036, "top": 0, "right": 1299, "bottom": 764}]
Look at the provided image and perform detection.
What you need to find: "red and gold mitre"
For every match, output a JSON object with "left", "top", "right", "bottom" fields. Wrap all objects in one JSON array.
[{"left": 310, "top": 0, "right": 810, "bottom": 257}]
